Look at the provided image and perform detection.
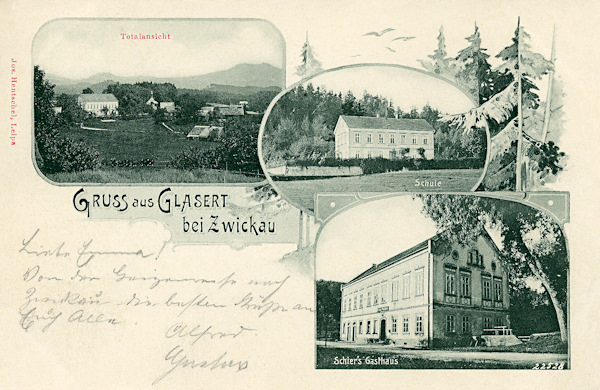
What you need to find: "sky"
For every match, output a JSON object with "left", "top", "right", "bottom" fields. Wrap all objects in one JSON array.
[
  {"left": 33, "top": 19, "right": 285, "bottom": 79},
  {"left": 315, "top": 195, "right": 437, "bottom": 283},
  {"left": 315, "top": 194, "right": 508, "bottom": 284},
  {"left": 297, "top": 64, "right": 476, "bottom": 115}
]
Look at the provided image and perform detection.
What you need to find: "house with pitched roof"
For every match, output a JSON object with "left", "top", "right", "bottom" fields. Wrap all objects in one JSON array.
[
  {"left": 334, "top": 115, "right": 435, "bottom": 160},
  {"left": 77, "top": 93, "right": 119, "bottom": 116},
  {"left": 339, "top": 230, "right": 510, "bottom": 348}
]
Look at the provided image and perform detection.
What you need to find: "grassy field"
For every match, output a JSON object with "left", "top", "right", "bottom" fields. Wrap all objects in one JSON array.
[
  {"left": 275, "top": 169, "right": 483, "bottom": 211},
  {"left": 316, "top": 346, "right": 536, "bottom": 369},
  {"left": 61, "top": 118, "right": 217, "bottom": 166},
  {"left": 46, "top": 167, "right": 262, "bottom": 184}
]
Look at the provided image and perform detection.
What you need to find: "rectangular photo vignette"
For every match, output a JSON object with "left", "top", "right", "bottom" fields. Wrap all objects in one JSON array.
[{"left": 314, "top": 192, "right": 569, "bottom": 370}]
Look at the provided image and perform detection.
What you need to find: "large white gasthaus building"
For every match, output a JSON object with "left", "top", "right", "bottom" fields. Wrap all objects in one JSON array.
[
  {"left": 339, "top": 230, "right": 510, "bottom": 348},
  {"left": 334, "top": 115, "right": 435, "bottom": 160}
]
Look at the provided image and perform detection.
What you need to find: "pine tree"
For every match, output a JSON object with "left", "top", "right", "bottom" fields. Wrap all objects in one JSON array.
[
  {"left": 441, "top": 22, "right": 556, "bottom": 190},
  {"left": 296, "top": 32, "right": 323, "bottom": 78},
  {"left": 455, "top": 23, "right": 495, "bottom": 104},
  {"left": 419, "top": 26, "right": 458, "bottom": 81}
]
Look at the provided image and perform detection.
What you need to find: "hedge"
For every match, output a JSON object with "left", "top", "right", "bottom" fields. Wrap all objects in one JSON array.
[{"left": 287, "top": 157, "right": 484, "bottom": 174}]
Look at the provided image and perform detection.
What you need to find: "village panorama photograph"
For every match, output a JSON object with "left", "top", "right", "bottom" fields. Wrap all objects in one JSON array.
[
  {"left": 33, "top": 19, "right": 285, "bottom": 184},
  {"left": 315, "top": 194, "right": 568, "bottom": 369},
  {"left": 259, "top": 64, "right": 487, "bottom": 212}
]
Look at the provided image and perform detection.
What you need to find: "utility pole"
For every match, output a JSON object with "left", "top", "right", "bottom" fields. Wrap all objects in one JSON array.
[
  {"left": 541, "top": 25, "right": 557, "bottom": 143},
  {"left": 515, "top": 17, "right": 524, "bottom": 192}
]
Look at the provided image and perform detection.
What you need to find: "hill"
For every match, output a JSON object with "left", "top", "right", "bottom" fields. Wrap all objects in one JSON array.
[{"left": 49, "top": 63, "right": 284, "bottom": 94}]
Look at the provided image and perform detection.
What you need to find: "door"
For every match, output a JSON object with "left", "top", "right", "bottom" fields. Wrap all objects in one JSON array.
[{"left": 380, "top": 319, "right": 386, "bottom": 341}]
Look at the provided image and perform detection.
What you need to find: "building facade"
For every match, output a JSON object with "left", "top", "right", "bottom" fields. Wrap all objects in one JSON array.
[
  {"left": 77, "top": 93, "right": 119, "bottom": 116},
  {"left": 339, "top": 231, "right": 509, "bottom": 348},
  {"left": 334, "top": 115, "right": 435, "bottom": 160}
]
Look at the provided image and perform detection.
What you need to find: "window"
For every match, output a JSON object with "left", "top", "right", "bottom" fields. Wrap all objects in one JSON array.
[
  {"left": 366, "top": 321, "right": 371, "bottom": 334},
  {"left": 412, "top": 137, "right": 417, "bottom": 145},
  {"left": 359, "top": 321, "right": 363, "bottom": 334},
  {"left": 389, "top": 151, "right": 395, "bottom": 159},
  {"left": 415, "top": 269, "right": 424, "bottom": 296},
  {"left": 343, "top": 299, "right": 346, "bottom": 312},
  {"left": 403, "top": 316, "right": 410, "bottom": 334},
  {"left": 415, "top": 314, "right": 423, "bottom": 334},
  {"left": 495, "top": 317, "right": 503, "bottom": 327},
  {"left": 367, "top": 290, "right": 371, "bottom": 307},
  {"left": 494, "top": 278, "right": 503, "bottom": 302},
  {"left": 460, "top": 273, "right": 471, "bottom": 297},
  {"left": 391, "top": 279, "right": 399, "bottom": 301},
  {"left": 373, "top": 319, "right": 378, "bottom": 334},
  {"left": 378, "top": 134, "right": 384, "bottom": 143},
  {"left": 445, "top": 270, "right": 456, "bottom": 295},
  {"left": 484, "top": 317, "right": 492, "bottom": 329},
  {"left": 373, "top": 286, "right": 379, "bottom": 305},
  {"left": 353, "top": 296, "right": 357, "bottom": 310},
  {"left": 343, "top": 323, "right": 346, "bottom": 334},
  {"left": 462, "top": 316, "right": 470, "bottom": 333},
  {"left": 423, "top": 137, "right": 428, "bottom": 145},
  {"left": 354, "top": 132, "right": 360, "bottom": 143},
  {"left": 367, "top": 151, "right": 372, "bottom": 158},
  {"left": 391, "top": 317, "right": 397, "bottom": 333},
  {"left": 446, "top": 315, "right": 456, "bottom": 333},
  {"left": 355, "top": 151, "right": 360, "bottom": 158},
  {"left": 379, "top": 151, "right": 383, "bottom": 158},
  {"left": 403, "top": 273, "right": 410, "bottom": 299},
  {"left": 359, "top": 294, "right": 363, "bottom": 309},
  {"left": 381, "top": 283, "right": 387, "bottom": 303},
  {"left": 367, "top": 133, "right": 372, "bottom": 143},
  {"left": 400, "top": 135, "right": 406, "bottom": 144},
  {"left": 482, "top": 277, "right": 492, "bottom": 300},
  {"left": 390, "top": 134, "right": 395, "bottom": 144}
]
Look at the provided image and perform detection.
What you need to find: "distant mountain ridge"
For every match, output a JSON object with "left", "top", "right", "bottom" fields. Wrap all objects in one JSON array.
[{"left": 48, "top": 63, "right": 284, "bottom": 95}]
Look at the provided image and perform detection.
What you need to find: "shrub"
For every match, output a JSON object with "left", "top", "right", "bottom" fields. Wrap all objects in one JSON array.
[
  {"left": 39, "top": 137, "right": 102, "bottom": 174},
  {"left": 286, "top": 157, "right": 483, "bottom": 174}
]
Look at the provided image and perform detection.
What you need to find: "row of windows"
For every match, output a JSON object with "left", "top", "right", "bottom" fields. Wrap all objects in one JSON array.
[
  {"left": 353, "top": 149, "right": 427, "bottom": 159},
  {"left": 445, "top": 315, "right": 504, "bottom": 334},
  {"left": 343, "top": 269, "right": 425, "bottom": 313},
  {"left": 342, "top": 314, "right": 424, "bottom": 336},
  {"left": 354, "top": 132, "right": 429, "bottom": 145},
  {"left": 444, "top": 268, "right": 503, "bottom": 302},
  {"left": 84, "top": 103, "right": 117, "bottom": 110}
]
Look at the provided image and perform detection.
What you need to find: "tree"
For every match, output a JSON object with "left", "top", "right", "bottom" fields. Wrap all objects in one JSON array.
[
  {"left": 34, "top": 66, "right": 101, "bottom": 174},
  {"left": 417, "top": 194, "right": 568, "bottom": 341},
  {"left": 82, "top": 87, "right": 94, "bottom": 94},
  {"left": 419, "top": 26, "right": 459, "bottom": 81},
  {"left": 316, "top": 280, "right": 342, "bottom": 341},
  {"left": 455, "top": 23, "right": 495, "bottom": 104},
  {"left": 441, "top": 22, "right": 556, "bottom": 191},
  {"left": 296, "top": 32, "right": 322, "bottom": 78}
]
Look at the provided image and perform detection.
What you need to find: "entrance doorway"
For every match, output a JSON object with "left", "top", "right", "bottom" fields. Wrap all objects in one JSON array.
[{"left": 380, "top": 319, "right": 386, "bottom": 341}]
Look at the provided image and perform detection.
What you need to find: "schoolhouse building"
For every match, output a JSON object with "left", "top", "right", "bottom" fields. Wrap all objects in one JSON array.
[
  {"left": 339, "top": 230, "right": 509, "bottom": 348},
  {"left": 334, "top": 115, "right": 435, "bottom": 160},
  {"left": 77, "top": 93, "right": 119, "bottom": 116}
]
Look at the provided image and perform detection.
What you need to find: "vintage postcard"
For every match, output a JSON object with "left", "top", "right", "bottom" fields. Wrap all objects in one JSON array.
[{"left": 1, "top": 0, "right": 599, "bottom": 389}]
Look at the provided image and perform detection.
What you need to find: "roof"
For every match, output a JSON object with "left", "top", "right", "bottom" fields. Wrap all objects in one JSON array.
[
  {"left": 346, "top": 236, "right": 433, "bottom": 286},
  {"left": 218, "top": 105, "right": 244, "bottom": 116},
  {"left": 340, "top": 115, "right": 435, "bottom": 132},
  {"left": 187, "top": 125, "right": 223, "bottom": 138},
  {"left": 159, "top": 102, "right": 176, "bottom": 112},
  {"left": 344, "top": 228, "right": 502, "bottom": 287},
  {"left": 78, "top": 93, "right": 118, "bottom": 103}
]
